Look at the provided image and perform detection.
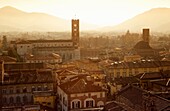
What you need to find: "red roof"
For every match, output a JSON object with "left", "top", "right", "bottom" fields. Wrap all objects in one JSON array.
[
  {"left": 0, "top": 56, "right": 17, "bottom": 63},
  {"left": 59, "top": 76, "right": 106, "bottom": 94}
]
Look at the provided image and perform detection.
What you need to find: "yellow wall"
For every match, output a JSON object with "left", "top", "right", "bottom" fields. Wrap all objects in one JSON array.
[
  {"left": 34, "top": 95, "right": 56, "bottom": 108},
  {"left": 108, "top": 66, "right": 170, "bottom": 78}
]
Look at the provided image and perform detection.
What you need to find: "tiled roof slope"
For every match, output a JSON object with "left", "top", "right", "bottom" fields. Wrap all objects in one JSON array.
[
  {"left": 117, "top": 85, "right": 170, "bottom": 111},
  {"left": 114, "top": 77, "right": 139, "bottom": 86},
  {"left": 59, "top": 76, "right": 106, "bottom": 94},
  {"left": 117, "top": 85, "right": 144, "bottom": 107},
  {"left": 104, "top": 101, "right": 125, "bottom": 111},
  {"left": 0, "top": 56, "right": 17, "bottom": 62},
  {"left": 3, "top": 69, "right": 53, "bottom": 85},
  {"left": 136, "top": 70, "right": 170, "bottom": 80},
  {"left": 106, "top": 61, "right": 170, "bottom": 69}
]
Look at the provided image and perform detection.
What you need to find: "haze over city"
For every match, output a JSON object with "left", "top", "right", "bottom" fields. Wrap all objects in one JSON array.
[
  {"left": 0, "top": 1, "right": 170, "bottom": 111},
  {"left": 1, "top": 0, "right": 170, "bottom": 26}
]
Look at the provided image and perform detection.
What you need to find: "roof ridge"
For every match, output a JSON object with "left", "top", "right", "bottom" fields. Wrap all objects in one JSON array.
[
  {"left": 68, "top": 78, "right": 86, "bottom": 91},
  {"left": 140, "top": 73, "right": 146, "bottom": 79},
  {"left": 117, "top": 84, "right": 131, "bottom": 94},
  {"left": 166, "top": 78, "right": 170, "bottom": 86}
]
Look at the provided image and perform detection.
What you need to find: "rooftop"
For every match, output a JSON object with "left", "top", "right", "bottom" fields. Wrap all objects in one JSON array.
[
  {"left": 4, "top": 62, "right": 45, "bottom": 71},
  {"left": 104, "top": 101, "right": 126, "bottom": 111},
  {"left": 105, "top": 61, "right": 170, "bottom": 69},
  {"left": 113, "top": 77, "right": 139, "bottom": 86},
  {"left": 135, "top": 70, "right": 170, "bottom": 80},
  {"left": 12, "top": 39, "right": 73, "bottom": 44},
  {"left": 117, "top": 85, "right": 170, "bottom": 110},
  {"left": 133, "top": 41, "right": 152, "bottom": 49},
  {"left": 151, "top": 78, "right": 170, "bottom": 87},
  {"left": 26, "top": 53, "right": 61, "bottom": 60},
  {"left": 0, "top": 56, "right": 17, "bottom": 63},
  {"left": 59, "top": 75, "right": 107, "bottom": 94},
  {"left": 3, "top": 69, "right": 53, "bottom": 85}
]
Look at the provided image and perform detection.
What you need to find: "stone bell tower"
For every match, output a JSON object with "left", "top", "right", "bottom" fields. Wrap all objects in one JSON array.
[
  {"left": 142, "top": 28, "right": 150, "bottom": 43},
  {"left": 72, "top": 19, "right": 79, "bottom": 47}
]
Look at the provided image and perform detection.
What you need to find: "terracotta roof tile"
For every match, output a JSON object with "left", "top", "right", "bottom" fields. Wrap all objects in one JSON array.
[
  {"left": 136, "top": 70, "right": 170, "bottom": 80},
  {"left": 117, "top": 85, "right": 170, "bottom": 110},
  {"left": 0, "top": 56, "right": 17, "bottom": 63},
  {"left": 59, "top": 76, "right": 106, "bottom": 94},
  {"left": 3, "top": 69, "right": 53, "bottom": 85},
  {"left": 106, "top": 61, "right": 170, "bottom": 69}
]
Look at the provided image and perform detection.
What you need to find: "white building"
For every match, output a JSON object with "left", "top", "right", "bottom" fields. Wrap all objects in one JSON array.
[
  {"left": 11, "top": 19, "right": 80, "bottom": 62},
  {"left": 57, "top": 76, "right": 107, "bottom": 111}
]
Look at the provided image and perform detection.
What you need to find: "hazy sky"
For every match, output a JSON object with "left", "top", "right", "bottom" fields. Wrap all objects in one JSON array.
[{"left": 0, "top": 0, "right": 170, "bottom": 26}]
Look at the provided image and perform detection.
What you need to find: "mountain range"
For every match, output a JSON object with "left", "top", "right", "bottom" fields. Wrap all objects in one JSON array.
[
  {"left": 0, "top": 6, "right": 170, "bottom": 33},
  {"left": 102, "top": 8, "right": 170, "bottom": 33},
  {"left": 0, "top": 6, "right": 98, "bottom": 32}
]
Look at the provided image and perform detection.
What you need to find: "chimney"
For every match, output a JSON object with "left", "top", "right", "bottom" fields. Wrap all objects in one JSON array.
[{"left": 142, "top": 28, "right": 150, "bottom": 43}]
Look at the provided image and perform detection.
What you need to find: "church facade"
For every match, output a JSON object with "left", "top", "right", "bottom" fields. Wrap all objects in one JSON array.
[{"left": 11, "top": 19, "right": 80, "bottom": 62}]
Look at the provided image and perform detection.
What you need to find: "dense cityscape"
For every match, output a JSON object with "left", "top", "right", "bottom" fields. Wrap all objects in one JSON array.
[
  {"left": 0, "top": 17, "right": 170, "bottom": 111},
  {"left": 1, "top": 0, "right": 170, "bottom": 110}
]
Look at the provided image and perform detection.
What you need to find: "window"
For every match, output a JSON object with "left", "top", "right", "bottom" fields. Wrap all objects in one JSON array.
[
  {"left": 35, "top": 101, "right": 39, "bottom": 104},
  {"left": 32, "top": 86, "right": 35, "bottom": 92},
  {"left": 144, "top": 68, "right": 147, "bottom": 73},
  {"left": 9, "top": 88, "right": 13, "bottom": 94},
  {"left": 69, "top": 54, "right": 72, "bottom": 59},
  {"left": 16, "top": 88, "right": 20, "bottom": 93},
  {"left": 63, "top": 97, "right": 65, "bottom": 104},
  {"left": 135, "top": 69, "right": 139, "bottom": 74},
  {"left": 72, "top": 101, "right": 80, "bottom": 109},
  {"left": 42, "top": 102, "right": 46, "bottom": 104},
  {"left": 116, "top": 72, "right": 120, "bottom": 78},
  {"left": 86, "top": 100, "right": 93, "bottom": 107},
  {"left": 23, "top": 87, "right": 27, "bottom": 93},
  {"left": 16, "top": 96, "right": 21, "bottom": 103},
  {"left": 44, "top": 85, "right": 48, "bottom": 91},
  {"left": 123, "top": 72, "right": 126, "bottom": 77},
  {"left": 129, "top": 69, "right": 132, "bottom": 76},
  {"left": 2, "top": 89, "right": 6, "bottom": 94},
  {"left": 23, "top": 96, "right": 28, "bottom": 103},
  {"left": 9, "top": 97, "right": 14, "bottom": 103},
  {"left": 60, "top": 94, "right": 62, "bottom": 100},
  {"left": 74, "top": 24, "right": 77, "bottom": 27},
  {"left": 47, "top": 102, "right": 51, "bottom": 105},
  {"left": 3, "top": 97, "right": 7, "bottom": 104},
  {"left": 37, "top": 86, "right": 42, "bottom": 91}
]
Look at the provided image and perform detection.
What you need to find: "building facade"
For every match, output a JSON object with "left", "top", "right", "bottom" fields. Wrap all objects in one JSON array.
[
  {"left": 1, "top": 69, "right": 55, "bottom": 107},
  {"left": 25, "top": 53, "right": 62, "bottom": 64},
  {"left": 11, "top": 19, "right": 80, "bottom": 62},
  {"left": 57, "top": 76, "right": 107, "bottom": 111},
  {"left": 101, "top": 61, "right": 170, "bottom": 79}
]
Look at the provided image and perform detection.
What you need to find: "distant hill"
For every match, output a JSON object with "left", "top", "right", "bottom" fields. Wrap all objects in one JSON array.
[
  {"left": 102, "top": 8, "right": 170, "bottom": 33},
  {"left": 0, "top": 6, "right": 98, "bottom": 32}
]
